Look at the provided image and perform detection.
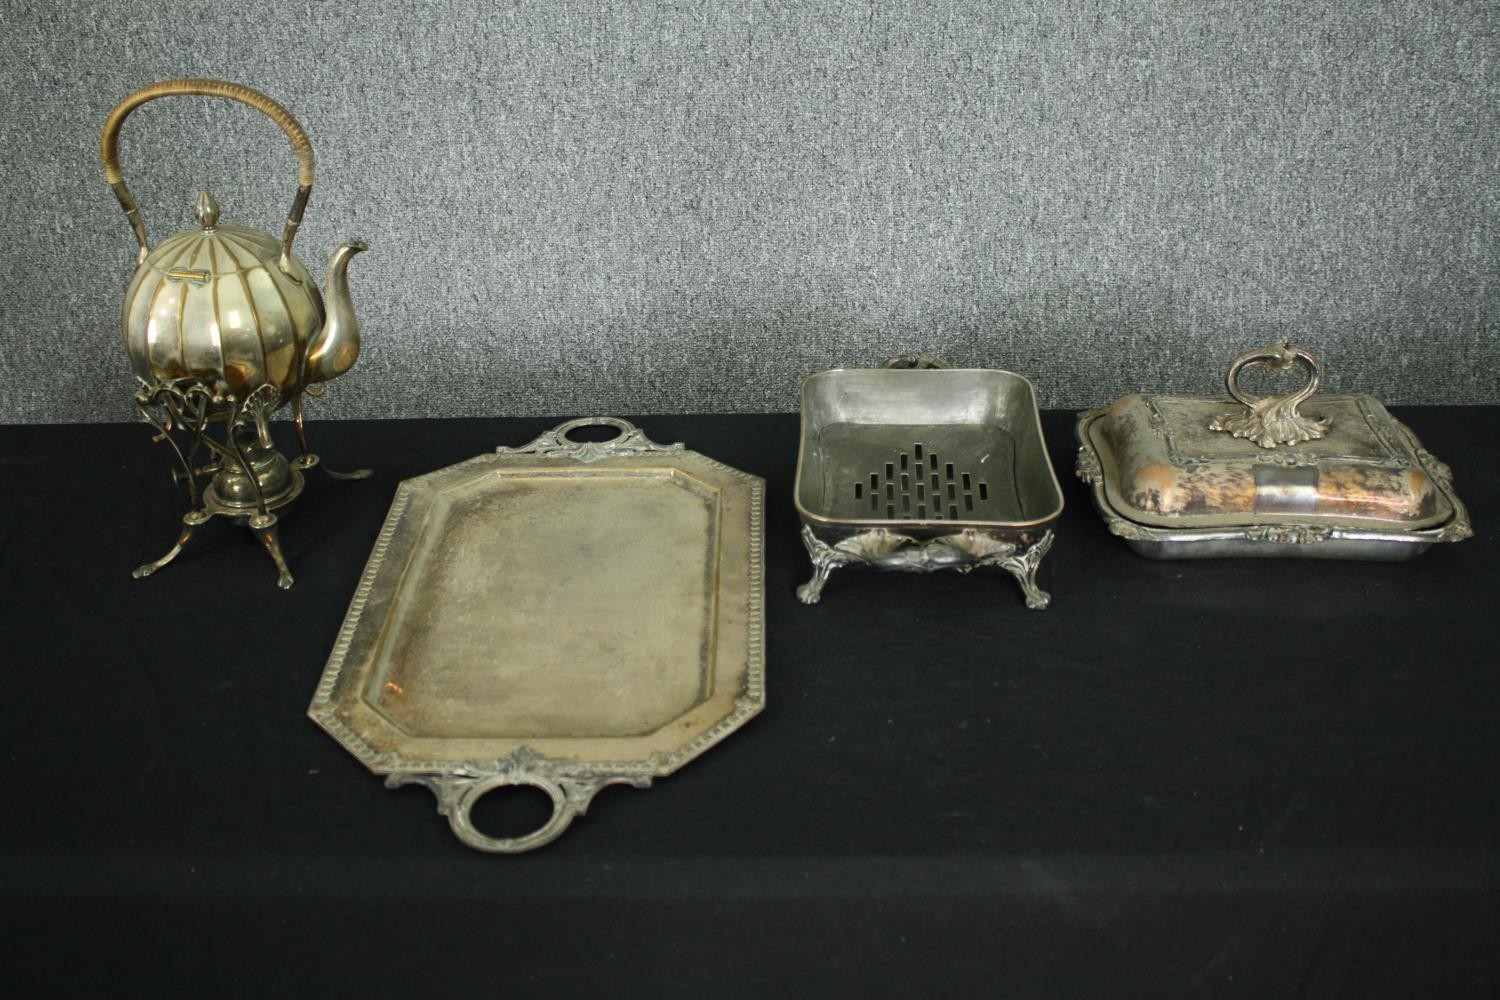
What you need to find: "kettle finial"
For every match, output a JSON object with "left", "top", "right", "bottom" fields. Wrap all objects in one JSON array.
[{"left": 194, "top": 189, "right": 220, "bottom": 231}]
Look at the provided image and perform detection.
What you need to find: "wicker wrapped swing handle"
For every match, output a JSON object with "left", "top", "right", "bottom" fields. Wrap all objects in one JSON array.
[{"left": 100, "top": 78, "right": 315, "bottom": 271}]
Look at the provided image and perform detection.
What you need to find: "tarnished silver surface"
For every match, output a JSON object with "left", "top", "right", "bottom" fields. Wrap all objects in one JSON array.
[
  {"left": 103, "top": 79, "right": 371, "bottom": 587},
  {"left": 309, "top": 418, "right": 765, "bottom": 853},
  {"left": 1076, "top": 343, "right": 1472, "bottom": 560},
  {"left": 794, "top": 358, "right": 1063, "bottom": 608}
]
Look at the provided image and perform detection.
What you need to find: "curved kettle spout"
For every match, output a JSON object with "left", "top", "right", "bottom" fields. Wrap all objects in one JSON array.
[{"left": 304, "top": 239, "right": 368, "bottom": 385}]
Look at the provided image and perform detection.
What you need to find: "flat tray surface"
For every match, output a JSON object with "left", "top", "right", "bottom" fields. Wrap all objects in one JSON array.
[{"left": 378, "top": 468, "right": 718, "bottom": 738}]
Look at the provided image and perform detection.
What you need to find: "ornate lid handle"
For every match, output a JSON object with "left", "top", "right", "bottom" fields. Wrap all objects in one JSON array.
[{"left": 1208, "top": 341, "right": 1332, "bottom": 449}]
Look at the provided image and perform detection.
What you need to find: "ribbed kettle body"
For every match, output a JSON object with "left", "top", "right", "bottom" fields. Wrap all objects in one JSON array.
[{"left": 122, "top": 223, "right": 324, "bottom": 404}]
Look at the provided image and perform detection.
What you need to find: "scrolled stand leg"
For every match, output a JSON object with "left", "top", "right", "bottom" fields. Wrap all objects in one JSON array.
[
  {"left": 133, "top": 509, "right": 210, "bottom": 579},
  {"left": 295, "top": 452, "right": 375, "bottom": 481},
  {"left": 995, "top": 530, "right": 1054, "bottom": 610},
  {"left": 249, "top": 513, "right": 295, "bottom": 590},
  {"left": 293, "top": 396, "right": 373, "bottom": 480},
  {"left": 796, "top": 526, "right": 845, "bottom": 604},
  {"left": 320, "top": 461, "right": 374, "bottom": 481}
]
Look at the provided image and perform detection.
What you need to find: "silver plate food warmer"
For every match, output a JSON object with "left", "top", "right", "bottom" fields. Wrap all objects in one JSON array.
[{"left": 794, "top": 356, "right": 1064, "bottom": 609}]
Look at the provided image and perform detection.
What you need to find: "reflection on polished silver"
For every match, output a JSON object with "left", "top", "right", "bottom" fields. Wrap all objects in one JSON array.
[
  {"left": 103, "top": 79, "right": 371, "bottom": 587},
  {"left": 309, "top": 418, "right": 765, "bottom": 853},
  {"left": 1076, "top": 343, "right": 1472, "bottom": 560},
  {"left": 1208, "top": 340, "right": 1332, "bottom": 448},
  {"left": 794, "top": 356, "right": 1063, "bottom": 609},
  {"left": 797, "top": 525, "right": 1054, "bottom": 609}
]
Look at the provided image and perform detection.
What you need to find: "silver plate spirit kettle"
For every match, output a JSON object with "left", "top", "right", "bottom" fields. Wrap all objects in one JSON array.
[{"left": 102, "top": 78, "right": 371, "bottom": 588}]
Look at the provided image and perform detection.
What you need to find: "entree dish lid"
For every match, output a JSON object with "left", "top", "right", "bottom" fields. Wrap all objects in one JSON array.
[{"left": 1078, "top": 342, "right": 1463, "bottom": 534}]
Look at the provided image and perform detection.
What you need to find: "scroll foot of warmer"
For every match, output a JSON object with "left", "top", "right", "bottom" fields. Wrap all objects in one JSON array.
[
  {"left": 294, "top": 452, "right": 374, "bottom": 481},
  {"left": 796, "top": 526, "right": 847, "bottom": 604},
  {"left": 996, "top": 530, "right": 1053, "bottom": 611}
]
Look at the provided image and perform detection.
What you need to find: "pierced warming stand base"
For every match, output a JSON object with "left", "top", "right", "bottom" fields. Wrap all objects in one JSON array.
[{"left": 796, "top": 525, "right": 1054, "bottom": 609}]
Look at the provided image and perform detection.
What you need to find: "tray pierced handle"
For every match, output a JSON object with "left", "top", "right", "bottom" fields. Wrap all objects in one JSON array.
[
  {"left": 387, "top": 752, "right": 650, "bottom": 854},
  {"left": 1208, "top": 340, "right": 1331, "bottom": 449},
  {"left": 391, "top": 772, "right": 577, "bottom": 853},
  {"left": 101, "top": 78, "right": 315, "bottom": 270},
  {"left": 496, "top": 416, "right": 684, "bottom": 462}
]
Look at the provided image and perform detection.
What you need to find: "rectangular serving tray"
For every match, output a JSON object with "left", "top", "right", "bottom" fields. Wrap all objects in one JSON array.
[{"left": 309, "top": 418, "right": 765, "bottom": 852}]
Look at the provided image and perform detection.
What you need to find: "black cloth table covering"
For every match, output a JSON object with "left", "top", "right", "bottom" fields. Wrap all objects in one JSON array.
[{"left": 2, "top": 410, "right": 1496, "bottom": 995}]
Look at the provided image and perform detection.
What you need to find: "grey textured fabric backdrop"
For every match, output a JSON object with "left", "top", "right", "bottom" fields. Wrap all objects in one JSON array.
[{"left": 1, "top": 1, "right": 1495, "bottom": 423}]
